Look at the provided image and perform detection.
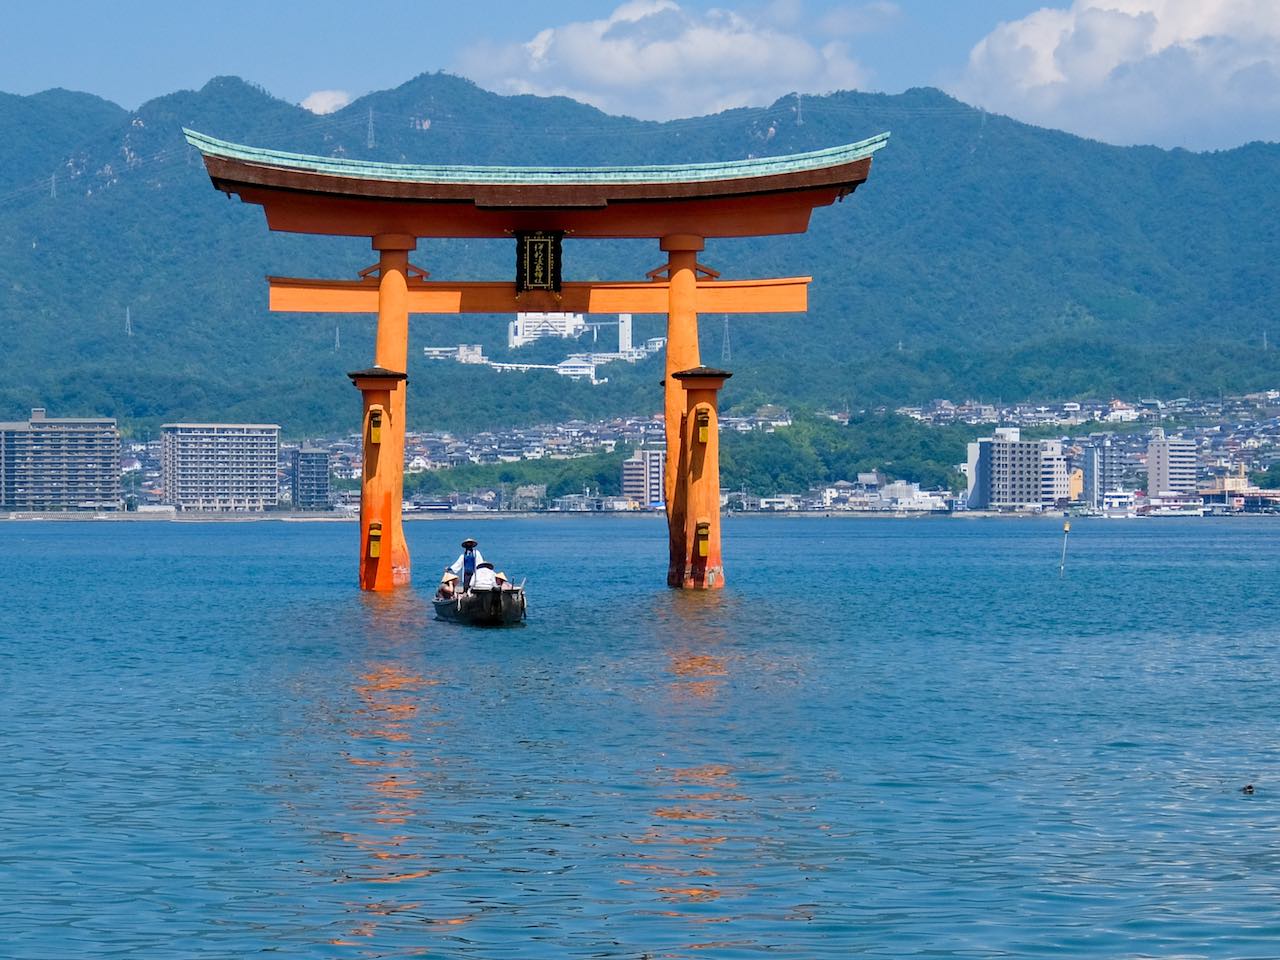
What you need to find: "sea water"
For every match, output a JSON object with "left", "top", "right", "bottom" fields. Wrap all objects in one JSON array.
[{"left": 1, "top": 516, "right": 1278, "bottom": 958}]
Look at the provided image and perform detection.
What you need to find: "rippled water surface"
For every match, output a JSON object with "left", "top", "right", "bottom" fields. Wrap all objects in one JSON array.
[{"left": 2, "top": 516, "right": 1279, "bottom": 958}]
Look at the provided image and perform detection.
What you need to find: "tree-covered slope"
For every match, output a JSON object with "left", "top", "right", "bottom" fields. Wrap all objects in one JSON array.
[
  {"left": 0, "top": 88, "right": 126, "bottom": 191},
  {"left": 0, "top": 73, "right": 1277, "bottom": 435}
]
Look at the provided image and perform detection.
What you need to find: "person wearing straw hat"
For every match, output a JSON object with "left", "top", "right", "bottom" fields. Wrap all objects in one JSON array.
[
  {"left": 447, "top": 538, "right": 484, "bottom": 591},
  {"left": 436, "top": 570, "right": 459, "bottom": 600}
]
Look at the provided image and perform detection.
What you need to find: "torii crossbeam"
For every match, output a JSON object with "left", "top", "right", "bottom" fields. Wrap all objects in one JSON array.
[{"left": 186, "top": 129, "right": 888, "bottom": 592}]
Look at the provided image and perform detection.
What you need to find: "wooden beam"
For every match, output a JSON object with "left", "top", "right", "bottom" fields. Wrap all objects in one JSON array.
[
  {"left": 699, "top": 277, "right": 809, "bottom": 313},
  {"left": 268, "top": 276, "right": 809, "bottom": 315}
]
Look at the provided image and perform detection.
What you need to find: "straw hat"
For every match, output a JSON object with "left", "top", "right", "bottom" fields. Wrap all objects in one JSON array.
[
  {"left": 476, "top": 561, "right": 494, "bottom": 569},
  {"left": 461, "top": 538, "right": 478, "bottom": 548},
  {"left": 441, "top": 571, "right": 458, "bottom": 583},
  {"left": 495, "top": 571, "right": 507, "bottom": 582}
]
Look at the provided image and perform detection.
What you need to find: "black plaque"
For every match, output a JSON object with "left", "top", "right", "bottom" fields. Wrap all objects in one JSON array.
[{"left": 516, "top": 231, "right": 563, "bottom": 293}]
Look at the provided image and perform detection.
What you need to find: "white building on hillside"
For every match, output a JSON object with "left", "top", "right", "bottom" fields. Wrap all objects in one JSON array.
[{"left": 508, "top": 312, "right": 587, "bottom": 348}]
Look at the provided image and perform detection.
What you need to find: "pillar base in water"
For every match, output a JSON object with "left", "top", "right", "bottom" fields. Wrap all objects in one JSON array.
[
  {"left": 349, "top": 366, "right": 410, "bottom": 592},
  {"left": 667, "top": 365, "right": 731, "bottom": 591},
  {"left": 667, "top": 561, "right": 725, "bottom": 590}
]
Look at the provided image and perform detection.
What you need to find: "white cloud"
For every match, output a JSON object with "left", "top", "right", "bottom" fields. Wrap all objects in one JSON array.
[
  {"left": 452, "top": 1, "right": 870, "bottom": 120},
  {"left": 817, "top": 2, "right": 901, "bottom": 38},
  {"left": 300, "top": 89, "right": 352, "bottom": 115},
  {"left": 953, "top": 1, "right": 1280, "bottom": 149}
]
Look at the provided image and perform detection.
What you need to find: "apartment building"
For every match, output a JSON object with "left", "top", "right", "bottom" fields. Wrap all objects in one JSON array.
[
  {"left": 1146, "top": 428, "right": 1198, "bottom": 495},
  {"left": 291, "top": 447, "right": 331, "bottom": 510},
  {"left": 621, "top": 447, "right": 666, "bottom": 508},
  {"left": 161, "top": 423, "right": 280, "bottom": 511},
  {"left": 0, "top": 408, "right": 121, "bottom": 511},
  {"left": 966, "top": 428, "right": 1066, "bottom": 510},
  {"left": 1081, "top": 435, "right": 1127, "bottom": 507}
]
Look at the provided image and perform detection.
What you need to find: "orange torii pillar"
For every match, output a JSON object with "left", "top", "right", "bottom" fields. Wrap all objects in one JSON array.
[
  {"left": 660, "top": 234, "right": 703, "bottom": 511},
  {"left": 660, "top": 234, "right": 705, "bottom": 586},
  {"left": 670, "top": 366, "right": 731, "bottom": 588},
  {"left": 348, "top": 366, "right": 408, "bottom": 592},
  {"left": 357, "top": 232, "right": 416, "bottom": 591}
]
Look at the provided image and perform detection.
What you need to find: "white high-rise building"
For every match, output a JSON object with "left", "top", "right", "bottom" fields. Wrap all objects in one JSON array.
[
  {"left": 1146, "top": 429, "right": 1197, "bottom": 495},
  {"left": 1039, "top": 439, "right": 1069, "bottom": 506},
  {"left": 161, "top": 423, "right": 280, "bottom": 511},
  {"left": 618, "top": 313, "right": 632, "bottom": 353}
]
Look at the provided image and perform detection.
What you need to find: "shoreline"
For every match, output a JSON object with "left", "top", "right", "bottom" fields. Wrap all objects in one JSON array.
[{"left": 2, "top": 509, "right": 1271, "bottom": 523}]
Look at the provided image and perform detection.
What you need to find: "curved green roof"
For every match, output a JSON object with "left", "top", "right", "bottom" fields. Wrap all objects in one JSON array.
[{"left": 183, "top": 128, "right": 889, "bottom": 186}]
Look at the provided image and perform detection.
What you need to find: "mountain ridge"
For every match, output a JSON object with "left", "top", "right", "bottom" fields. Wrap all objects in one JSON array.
[{"left": 1, "top": 73, "right": 1277, "bottom": 435}]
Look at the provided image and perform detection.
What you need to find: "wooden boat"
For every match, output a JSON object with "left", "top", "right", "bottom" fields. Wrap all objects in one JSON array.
[{"left": 432, "top": 587, "right": 526, "bottom": 626}]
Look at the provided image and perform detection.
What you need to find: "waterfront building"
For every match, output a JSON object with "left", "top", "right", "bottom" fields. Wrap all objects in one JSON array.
[
  {"left": 1039, "top": 439, "right": 1069, "bottom": 507},
  {"left": 622, "top": 447, "right": 666, "bottom": 508},
  {"left": 0, "top": 408, "right": 122, "bottom": 511},
  {"left": 1146, "top": 428, "right": 1197, "bottom": 495},
  {"left": 1081, "top": 435, "right": 1127, "bottom": 507},
  {"left": 966, "top": 428, "right": 1042, "bottom": 510},
  {"left": 291, "top": 447, "right": 331, "bottom": 510},
  {"left": 879, "top": 480, "right": 947, "bottom": 512},
  {"left": 161, "top": 423, "right": 280, "bottom": 511},
  {"left": 1068, "top": 467, "right": 1084, "bottom": 503},
  {"left": 966, "top": 428, "right": 1070, "bottom": 510},
  {"left": 1103, "top": 490, "right": 1138, "bottom": 518}
]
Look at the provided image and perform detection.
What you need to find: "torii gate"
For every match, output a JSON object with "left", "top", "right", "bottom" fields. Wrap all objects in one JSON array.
[{"left": 185, "top": 129, "right": 888, "bottom": 592}]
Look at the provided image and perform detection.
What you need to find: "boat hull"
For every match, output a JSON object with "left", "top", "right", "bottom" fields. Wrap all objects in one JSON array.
[{"left": 433, "top": 588, "right": 526, "bottom": 626}]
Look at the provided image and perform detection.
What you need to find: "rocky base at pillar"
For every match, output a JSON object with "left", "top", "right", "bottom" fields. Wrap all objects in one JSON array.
[
  {"left": 667, "top": 559, "right": 724, "bottom": 590},
  {"left": 666, "top": 366, "right": 732, "bottom": 591}
]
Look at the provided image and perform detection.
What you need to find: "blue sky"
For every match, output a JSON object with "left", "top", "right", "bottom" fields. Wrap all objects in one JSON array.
[{"left": 3, "top": 1, "right": 1279, "bottom": 149}]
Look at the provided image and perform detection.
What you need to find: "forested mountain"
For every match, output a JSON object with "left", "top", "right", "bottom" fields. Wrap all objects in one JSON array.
[{"left": 1, "top": 73, "right": 1278, "bottom": 435}]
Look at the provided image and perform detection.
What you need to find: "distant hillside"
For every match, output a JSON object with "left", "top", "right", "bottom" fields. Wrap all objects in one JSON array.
[{"left": 1, "top": 73, "right": 1278, "bottom": 435}]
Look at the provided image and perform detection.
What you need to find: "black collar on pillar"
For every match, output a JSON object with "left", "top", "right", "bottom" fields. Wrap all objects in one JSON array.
[{"left": 347, "top": 366, "right": 409, "bottom": 386}]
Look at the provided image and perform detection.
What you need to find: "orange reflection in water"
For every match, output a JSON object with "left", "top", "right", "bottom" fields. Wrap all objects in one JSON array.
[
  {"left": 328, "top": 599, "right": 445, "bottom": 949},
  {"left": 626, "top": 693, "right": 741, "bottom": 925},
  {"left": 622, "top": 592, "right": 772, "bottom": 945},
  {"left": 668, "top": 651, "right": 729, "bottom": 702}
]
